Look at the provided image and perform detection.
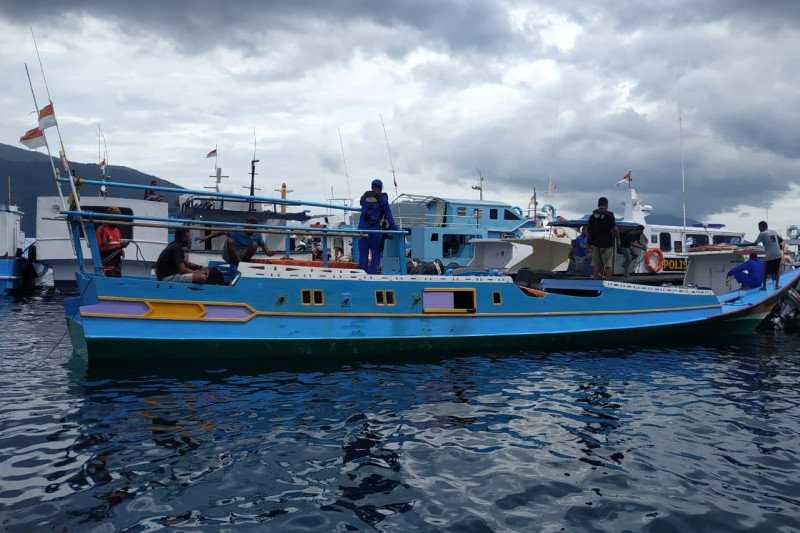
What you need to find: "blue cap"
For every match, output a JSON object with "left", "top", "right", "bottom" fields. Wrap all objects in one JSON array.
[{"left": 371, "top": 178, "right": 383, "bottom": 189}]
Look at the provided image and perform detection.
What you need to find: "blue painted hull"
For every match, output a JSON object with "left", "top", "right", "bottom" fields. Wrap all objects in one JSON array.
[
  {"left": 0, "top": 258, "right": 20, "bottom": 293},
  {"left": 65, "top": 269, "right": 800, "bottom": 361}
]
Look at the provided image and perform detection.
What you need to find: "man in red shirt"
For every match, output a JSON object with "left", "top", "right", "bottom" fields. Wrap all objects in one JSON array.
[{"left": 95, "top": 207, "right": 128, "bottom": 277}]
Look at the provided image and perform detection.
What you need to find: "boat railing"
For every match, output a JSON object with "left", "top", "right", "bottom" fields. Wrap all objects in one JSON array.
[{"left": 60, "top": 179, "right": 408, "bottom": 276}]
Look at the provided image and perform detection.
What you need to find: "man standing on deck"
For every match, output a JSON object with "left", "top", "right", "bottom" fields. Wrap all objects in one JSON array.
[
  {"left": 754, "top": 221, "right": 784, "bottom": 290},
  {"left": 587, "top": 197, "right": 617, "bottom": 279},
  {"left": 95, "top": 206, "right": 128, "bottom": 277},
  {"left": 358, "top": 178, "right": 397, "bottom": 274}
]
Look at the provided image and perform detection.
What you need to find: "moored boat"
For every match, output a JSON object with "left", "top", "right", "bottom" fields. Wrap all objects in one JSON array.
[{"left": 58, "top": 182, "right": 800, "bottom": 363}]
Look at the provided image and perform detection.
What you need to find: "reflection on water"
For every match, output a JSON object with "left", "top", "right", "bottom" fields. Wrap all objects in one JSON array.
[{"left": 1, "top": 294, "right": 800, "bottom": 531}]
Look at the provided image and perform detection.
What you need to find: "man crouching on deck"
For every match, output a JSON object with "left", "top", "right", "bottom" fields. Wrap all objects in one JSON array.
[{"left": 156, "top": 228, "right": 208, "bottom": 283}]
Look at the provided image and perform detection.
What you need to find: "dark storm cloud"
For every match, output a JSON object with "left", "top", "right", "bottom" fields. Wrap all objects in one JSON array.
[
  {"left": 0, "top": 0, "right": 518, "bottom": 57},
  {"left": 2, "top": 0, "right": 797, "bottom": 221}
]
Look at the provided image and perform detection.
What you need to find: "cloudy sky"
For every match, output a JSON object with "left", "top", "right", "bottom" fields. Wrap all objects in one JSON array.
[{"left": 1, "top": 0, "right": 799, "bottom": 237}]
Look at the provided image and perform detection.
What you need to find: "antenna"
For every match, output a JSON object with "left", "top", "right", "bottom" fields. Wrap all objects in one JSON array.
[
  {"left": 337, "top": 127, "right": 352, "bottom": 204},
  {"left": 471, "top": 169, "right": 484, "bottom": 200},
  {"left": 379, "top": 114, "right": 399, "bottom": 197},
  {"left": 679, "top": 105, "right": 687, "bottom": 244},
  {"left": 248, "top": 130, "right": 260, "bottom": 212}
]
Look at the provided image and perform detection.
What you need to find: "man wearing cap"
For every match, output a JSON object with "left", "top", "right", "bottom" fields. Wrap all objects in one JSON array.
[
  {"left": 95, "top": 206, "right": 128, "bottom": 277},
  {"left": 358, "top": 178, "right": 397, "bottom": 274}
]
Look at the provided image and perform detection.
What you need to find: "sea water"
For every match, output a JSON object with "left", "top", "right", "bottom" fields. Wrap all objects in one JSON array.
[{"left": 1, "top": 293, "right": 799, "bottom": 532}]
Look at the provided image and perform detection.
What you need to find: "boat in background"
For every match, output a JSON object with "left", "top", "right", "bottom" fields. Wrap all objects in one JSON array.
[
  {"left": 381, "top": 194, "right": 538, "bottom": 274},
  {"left": 36, "top": 194, "right": 168, "bottom": 284}
]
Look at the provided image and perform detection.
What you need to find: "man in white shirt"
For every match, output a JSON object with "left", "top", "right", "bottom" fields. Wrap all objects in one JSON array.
[{"left": 754, "top": 221, "right": 784, "bottom": 290}]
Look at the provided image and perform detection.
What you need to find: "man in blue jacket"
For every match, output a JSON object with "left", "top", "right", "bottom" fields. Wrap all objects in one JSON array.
[
  {"left": 358, "top": 178, "right": 397, "bottom": 274},
  {"left": 727, "top": 252, "right": 765, "bottom": 289}
]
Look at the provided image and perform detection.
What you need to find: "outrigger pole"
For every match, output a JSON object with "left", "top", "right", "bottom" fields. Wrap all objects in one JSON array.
[
  {"left": 31, "top": 28, "right": 82, "bottom": 214},
  {"left": 24, "top": 63, "right": 65, "bottom": 210}
]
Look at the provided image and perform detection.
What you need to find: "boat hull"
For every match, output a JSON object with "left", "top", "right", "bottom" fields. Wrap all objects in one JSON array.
[{"left": 64, "top": 267, "right": 800, "bottom": 362}]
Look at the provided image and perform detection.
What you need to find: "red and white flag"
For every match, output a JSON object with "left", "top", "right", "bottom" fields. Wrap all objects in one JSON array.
[
  {"left": 548, "top": 179, "right": 557, "bottom": 194},
  {"left": 20, "top": 127, "right": 46, "bottom": 149},
  {"left": 206, "top": 148, "right": 217, "bottom": 158},
  {"left": 38, "top": 103, "right": 57, "bottom": 130},
  {"left": 616, "top": 170, "right": 632, "bottom": 185},
  {"left": 99, "top": 158, "right": 107, "bottom": 172}
]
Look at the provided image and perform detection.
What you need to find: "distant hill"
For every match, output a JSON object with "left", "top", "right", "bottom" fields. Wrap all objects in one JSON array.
[{"left": 0, "top": 142, "right": 183, "bottom": 236}]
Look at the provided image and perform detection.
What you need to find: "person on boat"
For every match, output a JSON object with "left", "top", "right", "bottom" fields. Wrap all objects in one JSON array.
[
  {"left": 95, "top": 207, "right": 128, "bottom": 277},
  {"left": 144, "top": 179, "right": 163, "bottom": 201},
  {"left": 197, "top": 217, "right": 272, "bottom": 266},
  {"left": 727, "top": 252, "right": 765, "bottom": 290},
  {"left": 754, "top": 221, "right": 784, "bottom": 290},
  {"left": 620, "top": 227, "right": 647, "bottom": 276},
  {"left": 156, "top": 228, "right": 208, "bottom": 283},
  {"left": 587, "top": 197, "right": 617, "bottom": 278},
  {"left": 358, "top": 178, "right": 397, "bottom": 274},
  {"left": 569, "top": 226, "right": 591, "bottom": 276},
  {"left": 333, "top": 223, "right": 346, "bottom": 261}
]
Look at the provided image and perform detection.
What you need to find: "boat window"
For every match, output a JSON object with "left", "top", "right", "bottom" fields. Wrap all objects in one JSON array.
[
  {"left": 504, "top": 209, "right": 520, "bottom": 221},
  {"left": 713, "top": 235, "right": 742, "bottom": 245},
  {"left": 490, "top": 208, "right": 498, "bottom": 220},
  {"left": 301, "top": 289, "right": 324, "bottom": 305},
  {"left": 473, "top": 208, "right": 482, "bottom": 221},
  {"left": 687, "top": 234, "right": 709, "bottom": 247},
  {"left": 374, "top": 290, "right": 395, "bottom": 306},
  {"left": 443, "top": 234, "right": 475, "bottom": 258},
  {"left": 431, "top": 233, "right": 439, "bottom": 242},
  {"left": 492, "top": 291, "right": 502, "bottom": 305},
  {"left": 457, "top": 207, "right": 467, "bottom": 217},
  {"left": 386, "top": 290, "right": 395, "bottom": 306},
  {"left": 651, "top": 234, "right": 658, "bottom": 244},
  {"left": 659, "top": 232, "right": 672, "bottom": 252},
  {"left": 81, "top": 206, "right": 134, "bottom": 239},
  {"left": 313, "top": 290, "right": 324, "bottom": 305},
  {"left": 674, "top": 241, "right": 683, "bottom": 253},
  {"left": 423, "top": 288, "right": 476, "bottom": 314},
  {"left": 375, "top": 290, "right": 384, "bottom": 305}
]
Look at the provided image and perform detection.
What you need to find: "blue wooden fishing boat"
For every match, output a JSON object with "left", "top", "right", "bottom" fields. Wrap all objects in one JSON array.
[{"left": 57, "top": 179, "right": 800, "bottom": 362}]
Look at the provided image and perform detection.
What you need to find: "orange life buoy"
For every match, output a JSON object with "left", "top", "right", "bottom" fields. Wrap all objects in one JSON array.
[
  {"left": 553, "top": 228, "right": 567, "bottom": 239},
  {"left": 643, "top": 248, "right": 664, "bottom": 273}
]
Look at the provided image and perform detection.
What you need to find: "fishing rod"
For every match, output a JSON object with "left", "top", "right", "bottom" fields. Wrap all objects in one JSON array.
[{"left": 379, "top": 114, "right": 399, "bottom": 198}]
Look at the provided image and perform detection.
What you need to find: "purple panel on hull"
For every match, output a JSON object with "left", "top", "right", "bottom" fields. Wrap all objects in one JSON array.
[
  {"left": 204, "top": 305, "right": 252, "bottom": 319},
  {"left": 81, "top": 300, "right": 149, "bottom": 316},
  {"left": 423, "top": 291, "right": 454, "bottom": 309}
]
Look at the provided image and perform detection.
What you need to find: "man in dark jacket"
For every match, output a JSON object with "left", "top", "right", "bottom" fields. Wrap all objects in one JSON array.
[
  {"left": 358, "top": 178, "right": 397, "bottom": 274},
  {"left": 587, "top": 196, "right": 617, "bottom": 278}
]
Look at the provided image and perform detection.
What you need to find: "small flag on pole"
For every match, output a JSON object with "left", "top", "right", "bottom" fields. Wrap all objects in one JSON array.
[
  {"left": 616, "top": 170, "right": 632, "bottom": 186},
  {"left": 38, "top": 103, "right": 57, "bottom": 129},
  {"left": 548, "top": 179, "right": 557, "bottom": 194},
  {"left": 206, "top": 148, "right": 217, "bottom": 158},
  {"left": 99, "top": 158, "right": 107, "bottom": 172},
  {"left": 20, "top": 127, "right": 46, "bottom": 149}
]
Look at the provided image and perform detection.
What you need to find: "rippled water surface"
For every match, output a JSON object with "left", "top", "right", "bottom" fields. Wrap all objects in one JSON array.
[{"left": 2, "top": 293, "right": 800, "bottom": 532}]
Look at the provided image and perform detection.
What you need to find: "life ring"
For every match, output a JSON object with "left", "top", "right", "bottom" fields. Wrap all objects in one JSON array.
[
  {"left": 644, "top": 248, "right": 664, "bottom": 273},
  {"left": 552, "top": 227, "right": 567, "bottom": 238}
]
